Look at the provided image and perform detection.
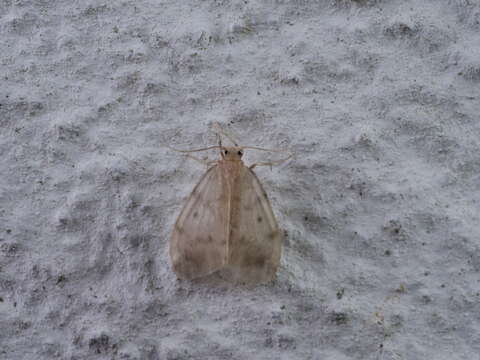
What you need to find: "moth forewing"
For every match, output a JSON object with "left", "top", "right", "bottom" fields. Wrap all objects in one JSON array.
[
  {"left": 170, "top": 165, "right": 230, "bottom": 279},
  {"left": 225, "top": 165, "right": 282, "bottom": 284}
]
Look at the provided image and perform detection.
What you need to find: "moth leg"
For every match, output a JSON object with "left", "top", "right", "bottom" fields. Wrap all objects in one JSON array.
[
  {"left": 185, "top": 154, "right": 218, "bottom": 167},
  {"left": 249, "top": 153, "right": 294, "bottom": 169}
]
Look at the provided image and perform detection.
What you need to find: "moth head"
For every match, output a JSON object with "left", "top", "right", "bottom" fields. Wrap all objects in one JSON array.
[{"left": 222, "top": 146, "right": 244, "bottom": 161}]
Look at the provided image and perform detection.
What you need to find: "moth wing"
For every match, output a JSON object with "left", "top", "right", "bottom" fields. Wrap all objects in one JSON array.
[
  {"left": 170, "top": 165, "right": 229, "bottom": 279},
  {"left": 226, "top": 166, "right": 282, "bottom": 284}
]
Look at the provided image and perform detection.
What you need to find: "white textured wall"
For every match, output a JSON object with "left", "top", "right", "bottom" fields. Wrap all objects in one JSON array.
[{"left": 1, "top": 0, "right": 479, "bottom": 359}]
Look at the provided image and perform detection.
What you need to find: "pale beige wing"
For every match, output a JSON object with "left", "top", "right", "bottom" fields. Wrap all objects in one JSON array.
[
  {"left": 170, "top": 165, "right": 229, "bottom": 279},
  {"left": 226, "top": 165, "right": 282, "bottom": 284}
]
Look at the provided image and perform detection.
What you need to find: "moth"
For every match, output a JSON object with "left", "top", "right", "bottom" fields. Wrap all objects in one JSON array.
[{"left": 169, "top": 124, "right": 292, "bottom": 284}]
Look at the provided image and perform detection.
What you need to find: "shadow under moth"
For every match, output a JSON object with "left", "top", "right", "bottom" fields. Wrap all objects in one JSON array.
[{"left": 169, "top": 123, "right": 292, "bottom": 284}]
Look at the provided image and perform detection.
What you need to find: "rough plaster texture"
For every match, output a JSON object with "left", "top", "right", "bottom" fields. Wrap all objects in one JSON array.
[{"left": 1, "top": 0, "right": 480, "bottom": 359}]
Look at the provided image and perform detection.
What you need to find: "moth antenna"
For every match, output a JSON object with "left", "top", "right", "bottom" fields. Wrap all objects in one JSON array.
[
  {"left": 243, "top": 146, "right": 295, "bottom": 162},
  {"left": 213, "top": 122, "right": 239, "bottom": 146},
  {"left": 242, "top": 146, "right": 292, "bottom": 154},
  {"left": 247, "top": 148, "right": 295, "bottom": 169},
  {"left": 249, "top": 152, "right": 294, "bottom": 169},
  {"left": 166, "top": 145, "right": 222, "bottom": 153}
]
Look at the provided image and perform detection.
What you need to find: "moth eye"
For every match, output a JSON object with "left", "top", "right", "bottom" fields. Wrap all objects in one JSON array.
[
  {"left": 238, "top": 151, "right": 243, "bottom": 156},
  {"left": 224, "top": 150, "right": 229, "bottom": 155}
]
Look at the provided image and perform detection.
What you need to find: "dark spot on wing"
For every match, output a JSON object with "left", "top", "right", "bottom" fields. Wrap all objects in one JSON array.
[
  {"left": 244, "top": 253, "right": 266, "bottom": 267},
  {"left": 193, "top": 211, "right": 198, "bottom": 218},
  {"left": 207, "top": 235, "right": 213, "bottom": 243},
  {"left": 175, "top": 245, "right": 210, "bottom": 278},
  {"left": 268, "top": 230, "right": 279, "bottom": 240},
  {"left": 183, "top": 250, "right": 192, "bottom": 262},
  {"left": 183, "top": 247, "right": 201, "bottom": 267},
  {"left": 257, "top": 216, "right": 263, "bottom": 223},
  {"left": 254, "top": 256, "right": 266, "bottom": 267}
]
